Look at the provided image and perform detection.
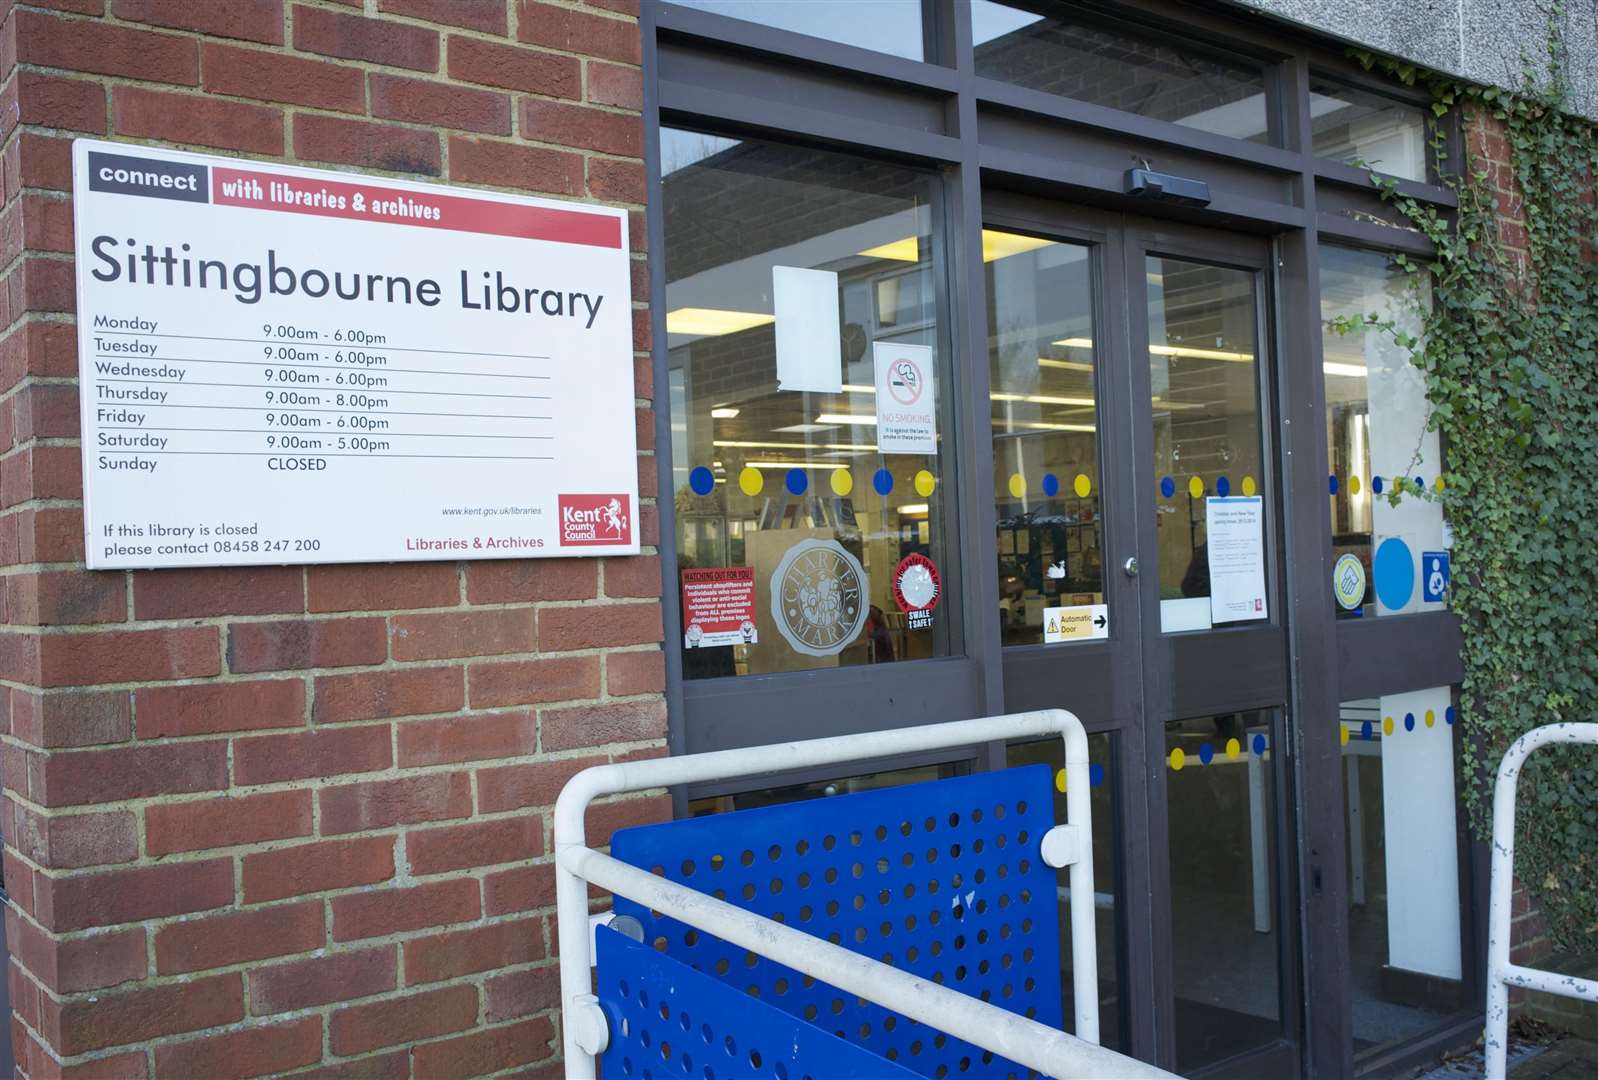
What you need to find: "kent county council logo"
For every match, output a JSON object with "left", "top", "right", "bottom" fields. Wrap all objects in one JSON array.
[
  {"left": 770, "top": 538, "right": 868, "bottom": 657},
  {"left": 557, "top": 494, "right": 630, "bottom": 547}
]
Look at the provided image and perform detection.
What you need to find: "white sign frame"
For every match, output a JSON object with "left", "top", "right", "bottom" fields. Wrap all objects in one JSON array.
[{"left": 872, "top": 342, "right": 937, "bottom": 454}]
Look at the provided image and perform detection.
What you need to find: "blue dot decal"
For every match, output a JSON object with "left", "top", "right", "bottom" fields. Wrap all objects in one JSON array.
[
  {"left": 688, "top": 466, "right": 714, "bottom": 496},
  {"left": 1042, "top": 473, "right": 1059, "bottom": 497},
  {"left": 1199, "top": 742, "right": 1214, "bottom": 765},
  {"left": 1252, "top": 734, "right": 1267, "bottom": 755},
  {"left": 1160, "top": 476, "right": 1175, "bottom": 499},
  {"left": 1404, "top": 712, "right": 1416, "bottom": 731},
  {"left": 1089, "top": 762, "right": 1105, "bottom": 787},
  {"left": 1372, "top": 475, "right": 1384, "bottom": 494},
  {"left": 785, "top": 468, "right": 807, "bottom": 496},
  {"left": 1361, "top": 720, "right": 1373, "bottom": 741},
  {"left": 1373, "top": 536, "right": 1415, "bottom": 611},
  {"left": 1329, "top": 474, "right": 1339, "bottom": 495},
  {"left": 1413, "top": 476, "right": 1423, "bottom": 491},
  {"left": 873, "top": 468, "right": 893, "bottom": 495},
  {"left": 1216, "top": 476, "right": 1231, "bottom": 497},
  {"left": 1445, "top": 706, "right": 1457, "bottom": 725}
]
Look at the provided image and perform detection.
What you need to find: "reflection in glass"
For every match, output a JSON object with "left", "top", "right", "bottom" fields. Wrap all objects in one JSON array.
[
  {"left": 662, "top": 128, "right": 954, "bottom": 680},
  {"left": 1008, "top": 734, "right": 1121, "bottom": 1048},
  {"left": 688, "top": 759, "right": 967, "bottom": 815},
  {"left": 669, "top": 0, "right": 925, "bottom": 62},
  {"left": 1166, "top": 712, "right": 1282, "bottom": 1072},
  {"left": 1147, "top": 258, "right": 1265, "bottom": 631},
  {"left": 972, "top": 0, "right": 1272, "bottom": 143},
  {"left": 1310, "top": 78, "right": 1429, "bottom": 182},
  {"left": 986, "top": 239, "right": 1105, "bottom": 645},
  {"left": 1320, "top": 247, "right": 1442, "bottom": 618},
  {"left": 1340, "top": 690, "right": 1464, "bottom": 1054}
]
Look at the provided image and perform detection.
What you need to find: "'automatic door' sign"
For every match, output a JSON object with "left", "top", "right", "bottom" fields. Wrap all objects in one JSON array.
[{"left": 72, "top": 140, "right": 638, "bottom": 569}]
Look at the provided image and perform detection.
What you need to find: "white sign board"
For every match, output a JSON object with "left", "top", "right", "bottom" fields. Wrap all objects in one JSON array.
[
  {"left": 71, "top": 140, "right": 638, "bottom": 569},
  {"left": 1043, "top": 603, "right": 1108, "bottom": 643},
  {"left": 1205, "top": 496, "right": 1267, "bottom": 623},
  {"left": 872, "top": 342, "right": 936, "bottom": 454}
]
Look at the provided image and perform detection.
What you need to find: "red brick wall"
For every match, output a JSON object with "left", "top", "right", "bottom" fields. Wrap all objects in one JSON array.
[{"left": 0, "top": 2, "right": 664, "bottom": 1077}]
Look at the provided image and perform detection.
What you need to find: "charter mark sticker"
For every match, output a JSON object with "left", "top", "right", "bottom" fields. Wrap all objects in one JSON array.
[{"left": 770, "top": 538, "right": 867, "bottom": 657}]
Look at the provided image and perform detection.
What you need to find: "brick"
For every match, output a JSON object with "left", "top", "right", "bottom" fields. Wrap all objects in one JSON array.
[
  {"left": 319, "top": 771, "right": 472, "bottom": 835},
  {"left": 607, "top": 649, "right": 663, "bottom": 696},
  {"left": 392, "top": 608, "right": 532, "bottom": 661},
  {"left": 604, "top": 555, "right": 659, "bottom": 598},
  {"left": 17, "top": 9, "right": 198, "bottom": 84},
  {"left": 155, "top": 1015, "right": 322, "bottom": 1080},
  {"left": 289, "top": 1052, "right": 409, "bottom": 1080},
  {"left": 397, "top": 708, "right": 534, "bottom": 766},
  {"left": 537, "top": 603, "right": 660, "bottom": 651},
  {"left": 516, "top": 1, "right": 639, "bottom": 64},
  {"left": 19, "top": 197, "right": 75, "bottom": 257},
  {"left": 145, "top": 789, "right": 312, "bottom": 855},
  {"left": 155, "top": 901, "right": 324, "bottom": 975},
  {"left": 7, "top": 570, "right": 124, "bottom": 625},
  {"left": 587, "top": 156, "right": 644, "bottom": 203},
  {"left": 12, "top": 805, "right": 136, "bottom": 868},
  {"left": 202, "top": 43, "right": 365, "bottom": 113},
  {"left": 484, "top": 965, "right": 560, "bottom": 1021},
  {"left": 133, "top": 566, "right": 302, "bottom": 619},
  {"left": 113, "top": 85, "right": 284, "bottom": 155},
  {"left": 466, "top": 559, "right": 594, "bottom": 603},
  {"left": 447, "top": 135, "right": 582, "bottom": 197},
  {"left": 228, "top": 618, "right": 387, "bottom": 673},
  {"left": 40, "top": 741, "right": 227, "bottom": 806},
  {"left": 407, "top": 815, "right": 542, "bottom": 875},
  {"left": 521, "top": 99, "right": 640, "bottom": 156},
  {"left": 114, "top": 0, "right": 283, "bottom": 44},
  {"left": 313, "top": 665, "right": 464, "bottom": 723},
  {"left": 3, "top": 442, "right": 83, "bottom": 505},
  {"left": 410, "top": 1016, "right": 556, "bottom": 1079},
  {"left": 308, "top": 562, "right": 457, "bottom": 612},
  {"left": 39, "top": 858, "right": 233, "bottom": 931},
  {"left": 541, "top": 699, "right": 664, "bottom": 751},
  {"left": 293, "top": 113, "right": 441, "bottom": 176},
  {"left": 17, "top": 71, "right": 105, "bottom": 134},
  {"left": 331, "top": 878, "right": 480, "bottom": 942},
  {"left": 330, "top": 984, "right": 478, "bottom": 1055},
  {"left": 135, "top": 679, "right": 305, "bottom": 738},
  {"left": 586, "top": 791, "right": 668, "bottom": 847},
  {"left": 243, "top": 835, "right": 395, "bottom": 902},
  {"left": 483, "top": 863, "right": 554, "bottom": 915},
  {"left": 37, "top": 626, "right": 219, "bottom": 688},
  {"left": 370, "top": 72, "right": 510, "bottom": 135},
  {"left": 380, "top": 0, "right": 506, "bottom": 34},
  {"left": 233, "top": 724, "right": 391, "bottom": 785},
  {"left": 476, "top": 755, "right": 601, "bottom": 814},
  {"left": 447, "top": 36, "right": 579, "bottom": 97},
  {"left": 404, "top": 918, "right": 542, "bottom": 985},
  {"left": 45, "top": 972, "right": 242, "bottom": 1055},
  {"left": 293, "top": 4, "right": 439, "bottom": 70},
  {"left": 587, "top": 60, "right": 642, "bottom": 109},
  {"left": 467, "top": 655, "right": 599, "bottom": 708},
  {"left": 26, "top": 504, "right": 88, "bottom": 562},
  {"left": 56, "top": 929, "right": 148, "bottom": 993},
  {"left": 251, "top": 946, "right": 396, "bottom": 1014}
]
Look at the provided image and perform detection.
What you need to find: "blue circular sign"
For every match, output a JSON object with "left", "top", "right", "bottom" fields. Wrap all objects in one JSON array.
[
  {"left": 688, "top": 466, "right": 715, "bottom": 496},
  {"left": 1373, "top": 537, "right": 1415, "bottom": 611},
  {"left": 1042, "top": 473, "right": 1059, "bottom": 497},
  {"left": 1160, "top": 476, "right": 1175, "bottom": 499},
  {"left": 785, "top": 468, "right": 808, "bottom": 496},
  {"left": 873, "top": 468, "right": 894, "bottom": 495}
]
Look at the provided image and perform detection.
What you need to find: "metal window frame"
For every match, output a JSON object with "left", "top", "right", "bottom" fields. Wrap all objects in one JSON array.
[{"left": 640, "top": 3, "right": 1476, "bottom": 1078}]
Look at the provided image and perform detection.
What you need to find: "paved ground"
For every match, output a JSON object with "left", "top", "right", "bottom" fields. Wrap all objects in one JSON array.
[{"left": 1413, "top": 1037, "right": 1598, "bottom": 1079}]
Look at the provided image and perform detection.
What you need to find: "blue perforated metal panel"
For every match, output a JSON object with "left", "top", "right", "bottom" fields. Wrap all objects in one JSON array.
[
  {"left": 608, "top": 766, "right": 1064, "bottom": 1080},
  {"left": 597, "top": 926, "right": 921, "bottom": 1080}
]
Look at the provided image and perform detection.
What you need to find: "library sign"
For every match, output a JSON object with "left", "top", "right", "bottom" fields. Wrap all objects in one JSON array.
[{"left": 72, "top": 140, "right": 639, "bottom": 569}]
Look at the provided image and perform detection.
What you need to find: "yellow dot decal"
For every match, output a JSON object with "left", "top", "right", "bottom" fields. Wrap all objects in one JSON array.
[
  {"left": 1382, "top": 716, "right": 1394, "bottom": 736},
  {"left": 1169, "top": 748, "right": 1186, "bottom": 771},
  {"left": 1340, "top": 725, "right": 1350, "bottom": 746},
  {"left": 1425, "top": 709, "right": 1436, "bottom": 728},
  {"left": 1241, "top": 476, "right": 1257, "bottom": 496},
  {"left": 738, "top": 467, "right": 763, "bottom": 496},
  {"left": 1055, "top": 768, "right": 1068, "bottom": 793},
  {"left": 1187, "top": 476, "right": 1204, "bottom": 499},
  {"left": 1434, "top": 476, "right": 1446, "bottom": 492},
  {"left": 830, "top": 469, "right": 853, "bottom": 496},
  {"left": 1348, "top": 475, "right": 1361, "bottom": 496},
  {"left": 1073, "top": 473, "right": 1091, "bottom": 498},
  {"left": 1006, "top": 473, "right": 1024, "bottom": 499},
  {"left": 1225, "top": 738, "right": 1241, "bottom": 759},
  {"left": 915, "top": 470, "right": 936, "bottom": 498}
]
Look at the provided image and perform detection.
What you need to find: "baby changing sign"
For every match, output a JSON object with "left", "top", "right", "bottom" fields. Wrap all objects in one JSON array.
[{"left": 71, "top": 139, "right": 638, "bottom": 569}]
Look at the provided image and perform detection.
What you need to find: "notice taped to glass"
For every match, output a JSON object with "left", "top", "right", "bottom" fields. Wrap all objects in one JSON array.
[{"left": 71, "top": 139, "right": 638, "bottom": 569}]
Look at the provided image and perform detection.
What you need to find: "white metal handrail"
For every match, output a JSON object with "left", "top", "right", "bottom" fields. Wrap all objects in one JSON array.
[
  {"left": 1484, "top": 721, "right": 1598, "bottom": 1078},
  {"left": 553, "top": 708, "right": 1178, "bottom": 1080}
]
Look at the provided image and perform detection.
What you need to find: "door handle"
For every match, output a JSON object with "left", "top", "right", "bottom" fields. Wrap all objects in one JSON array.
[{"left": 1123, "top": 556, "right": 1139, "bottom": 578}]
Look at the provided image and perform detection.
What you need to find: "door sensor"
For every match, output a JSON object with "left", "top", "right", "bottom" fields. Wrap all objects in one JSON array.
[{"left": 1124, "top": 167, "right": 1212, "bottom": 207}]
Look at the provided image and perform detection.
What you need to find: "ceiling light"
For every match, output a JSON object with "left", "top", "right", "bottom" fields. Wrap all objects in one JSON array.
[
  {"left": 710, "top": 406, "right": 740, "bottom": 419},
  {"left": 842, "top": 384, "right": 876, "bottom": 395},
  {"left": 991, "top": 392, "right": 1097, "bottom": 407},
  {"left": 982, "top": 230, "right": 1055, "bottom": 262},
  {"left": 1149, "top": 343, "right": 1255, "bottom": 362},
  {"left": 1011, "top": 421, "right": 1097, "bottom": 432},
  {"left": 772, "top": 423, "right": 839, "bottom": 434},
  {"left": 815, "top": 413, "right": 878, "bottom": 426},
  {"left": 744, "top": 460, "right": 846, "bottom": 470},
  {"left": 1150, "top": 398, "right": 1207, "bottom": 411},
  {"left": 714, "top": 439, "right": 877, "bottom": 451},
  {"left": 666, "top": 307, "right": 775, "bottom": 336},
  {"left": 1051, "top": 337, "right": 1095, "bottom": 349},
  {"left": 1038, "top": 357, "right": 1095, "bottom": 373},
  {"left": 899, "top": 503, "right": 929, "bottom": 515},
  {"left": 1322, "top": 362, "right": 1368, "bottom": 378},
  {"left": 858, "top": 237, "right": 920, "bottom": 262}
]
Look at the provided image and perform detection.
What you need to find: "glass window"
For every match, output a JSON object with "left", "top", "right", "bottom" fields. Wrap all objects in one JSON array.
[
  {"left": 1147, "top": 258, "right": 1267, "bottom": 632},
  {"left": 972, "top": 1, "right": 1273, "bottom": 144},
  {"left": 1165, "top": 711, "right": 1283, "bottom": 1072},
  {"left": 668, "top": 0, "right": 925, "bottom": 62},
  {"left": 688, "top": 759, "right": 969, "bottom": 815},
  {"left": 662, "top": 128, "right": 955, "bottom": 680},
  {"left": 1340, "top": 689, "right": 1465, "bottom": 1053},
  {"left": 986, "top": 237, "right": 1105, "bottom": 645},
  {"left": 1320, "top": 247, "right": 1443, "bottom": 619},
  {"left": 1007, "top": 734, "right": 1121, "bottom": 1048},
  {"left": 1310, "top": 78, "right": 1429, "bottom": 182}
]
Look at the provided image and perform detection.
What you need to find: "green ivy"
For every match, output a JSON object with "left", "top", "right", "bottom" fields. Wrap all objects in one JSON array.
[{"left": 1343, "top": 13, "right": 1598, "bottom": 950}]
